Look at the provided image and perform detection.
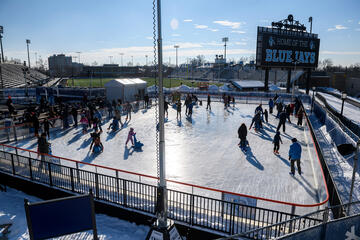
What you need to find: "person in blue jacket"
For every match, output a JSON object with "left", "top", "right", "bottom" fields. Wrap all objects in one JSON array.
[
  {"left": 268, "top": 98, "right": 274, "bottom": 114},
  {"left": 289, "top": 138, "right": 302, "bottom": 175}
]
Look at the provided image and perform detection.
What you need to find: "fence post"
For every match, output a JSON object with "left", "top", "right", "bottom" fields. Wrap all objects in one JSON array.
[
  {"left": 13, "top": 125, "right": 18, "bottom": 142},
  {"left": 10, "top": 153, "right": 15, "bottom": 174},
  {"left": 122, "top": 179, "right": 127, "bottom": 207},
  {"left": 190, "top": 194, "right": 195, "bottom": 225},
  {"left": 70, "top": 168, "right": 75, "bottom": 192},
  {"left": 95, "top": 173, "right": 99, "bottom": 199},
  {"left": 116, "top": 171, "right": 120, "bottom": 202},
  {"left": 48, "top": 162, "right": 52, "bottom": 186},
  {"left": 76, "top": 162, "right": 80, "bottom": 183},
  {"left": 229, "top": 203, "right": 235, "bottom": 235},
  {"left": 322, "top": 207, "right": 329, "bottom": 223},
  {"left": 28, "top": 157, "right": 33, "bottom": 180}
]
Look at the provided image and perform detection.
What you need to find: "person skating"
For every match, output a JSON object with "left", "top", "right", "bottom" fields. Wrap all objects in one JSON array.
[
  {"left": 238, "top": 123, "right": 248, "bottom": 150},
  {"left": 32, "top": 112, "right": 40, "bottom": 137},
  {"left": 176, "top": 101, "right": 182, "bottom": 120},
  {"left": 273, "top": 131, "right": 283, "bottom": 154},
  {"left": 37, "top": 133, "right": 50, "bottom": 172},
  {"left": 276, "top": 111, "right": 287, "bottom": 132},
  {"left": 89, "top": 130, "right": 101, "bottom": 151},
  {"left": 42, "top": 118, "right": 53, "bottom": 139},
  {"left": 276, "top": 102, "right": 283, "bottom": 118},
  {"left": 188, "top": 101, "right": 194, "bottom": 118},
  {"left": 249, "top": 111, "right": 261, "bottom": 132},
  {"left": 164, "top": 99, "right": 169, "bottom": 118},
  {"left": 264, "top": 109, "right": 269, "bottom": 123},
  {"left": 91, "top": 136, "right": 104, "bottom": 153},
  {"left": 126, "top": 128, "right": 136, "bottom": 146},
  {"left": 285, "top": 104, "right": 292, "bottom": 123},
  {"left": 71, "top": 106, "right": 78, "bottom": 127},
  {"left": 297, "top": 107, "right": 304, "bottom": 126},
  {"left": 80, "top": 114, "right": 89, "bottom": 134},
  {"left": 289, "top": 138, "right": 302, "bottom": 175},
  {"left": 125, "top": 102, "right": 133, "bottom": 121},
  {"left": 206, "top": 94, "right": 211, "bottom": 110},
  {"left": 144, "top": 94, "right": 150, "bottom": 108},
  {"left": 107, "top": 117, "right": 120, "bottom": 131},
  {"left": 268, "top": 98, "right": 274, "bottom": 114},
  {"left": 93, "top": 117, "right": 102, "bottom": 133},
  {"left": 114, "top": 109, "right": 123, "bottom": 127},
  {"left": 184, "top": 94, "right": 191, "bottom": 115}
]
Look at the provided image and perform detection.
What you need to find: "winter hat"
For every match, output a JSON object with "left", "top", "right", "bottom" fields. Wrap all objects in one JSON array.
[
  {"left": 130, "top": 127, "right": 134, "bottom": 131},
  {"left": 292, "top": 138, "right": 297, "bottom": 143}
]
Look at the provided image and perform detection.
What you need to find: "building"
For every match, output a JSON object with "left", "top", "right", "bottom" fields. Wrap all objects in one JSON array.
[
  {"left": 104, "top": 78, "right": 147, "bottom": 102},
  {"left": 48, "top": 54, "right": 83, "bottom": 77}
]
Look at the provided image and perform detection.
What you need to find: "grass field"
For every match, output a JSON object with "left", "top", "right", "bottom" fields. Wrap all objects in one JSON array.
[{"left": 66, "top": 77, "right": 223, "bottom": 88}]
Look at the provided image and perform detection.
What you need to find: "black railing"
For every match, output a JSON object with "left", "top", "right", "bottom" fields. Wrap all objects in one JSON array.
[{"left": 0, "top": 149, "right": 307, "bottom": 236}]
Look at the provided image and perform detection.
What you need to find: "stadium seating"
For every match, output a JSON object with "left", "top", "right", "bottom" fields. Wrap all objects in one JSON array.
[{"left": 0, "top": 63, "right": 49, "bottom": 88}]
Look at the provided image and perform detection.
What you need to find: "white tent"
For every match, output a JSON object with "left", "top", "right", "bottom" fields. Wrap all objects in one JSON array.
[{"left": 104, "top": 78, "right": 147, "bottom": 103}]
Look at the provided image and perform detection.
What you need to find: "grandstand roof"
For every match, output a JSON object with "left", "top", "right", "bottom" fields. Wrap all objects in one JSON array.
[{"left": 232, "top": 80, "right": 264, "bottom": 90}]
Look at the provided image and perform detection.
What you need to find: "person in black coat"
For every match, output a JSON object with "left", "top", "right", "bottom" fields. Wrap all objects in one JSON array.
[
  {"left": 273, "top": 131, "right": 283, "bottom": 154},
  {"left": 277, "top": 111, "right": 287, "bottom": 132},
  {"left": 264, "top": 109, "right": 269, "bottom": 123},
  {"left": 144, "top": 94, "right": 149, "bottom": 108},
  {"left": 206, "top": 94, "right": 211, "bottom": 110},
  {"left": 42, "top": 118, "right": 53, "bottom": 139},
  {"left": 71, "top": 106, "right": 78, "bottom": 127},
  {"left": 238, "top": 123, "right": 248, "bottom": 149},
  {"left": 32, "top": 113, "right": 40, "bottom": 137},
  {"left": 37, "top": 133, "right": 50, "bottom": 171},
  {"left": 285, "top": 104, "right": 292, "bottom": 123}
]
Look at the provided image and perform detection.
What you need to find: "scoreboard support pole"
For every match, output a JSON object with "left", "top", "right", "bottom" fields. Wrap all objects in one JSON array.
[
  {"left": 264, "top": 68, "right": 269, "bottom": 92},
  {"left": 286, "top": 69, "right": 291, "bottom": 93},
  {"left": 306, "top": 68, "right": 311, "bottom": 94}
]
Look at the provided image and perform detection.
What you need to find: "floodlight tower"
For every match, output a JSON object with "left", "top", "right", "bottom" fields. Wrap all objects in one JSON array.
[
  {"left": 119, "top": 53, "right": 124, "bottom": 66},
  {"left": 145, "top": 55, "right": 148, "bottom": 66},
  {"left": 26, "top": 39, "right": 31, "bottom": 68},
  {"left": 76, "top": 51, "right": 81, "bottom": 63},
  {"left": 309, "top": 17, "right": 313, "bottom": 33},
  {"left": 0, "top": 26, "right": 4, "bottom": 63},
  {"left": 222, "top": 37, "right": 229, "bottom": 62},
  {"left": 174, "top": 45, "right": 179, "bottom": 67}
]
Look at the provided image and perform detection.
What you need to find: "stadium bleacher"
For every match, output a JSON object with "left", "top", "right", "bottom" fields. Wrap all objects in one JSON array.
[{"left": 0, "top": 63, "right": 49, "bottom": 88}]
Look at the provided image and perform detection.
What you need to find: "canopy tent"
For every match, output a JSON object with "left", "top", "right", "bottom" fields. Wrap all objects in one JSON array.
[{"left": 104, "top": 78, "right": 147, "bottom": 103}]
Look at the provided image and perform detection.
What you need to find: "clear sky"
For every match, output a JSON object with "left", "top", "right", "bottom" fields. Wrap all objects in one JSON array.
[{"left": 1, "top": 0, "right": 360, "bottom": 67}]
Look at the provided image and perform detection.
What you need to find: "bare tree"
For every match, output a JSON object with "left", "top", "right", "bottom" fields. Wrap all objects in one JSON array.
[{"left": 322, "top": 58, "right": 333, "bottom": 70}]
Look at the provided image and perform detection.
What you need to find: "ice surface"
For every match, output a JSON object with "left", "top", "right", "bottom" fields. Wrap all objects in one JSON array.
[
  {"left": 12, "top": 102, "right": 326, "bottom": 214},
  {"left": 0, "top": 187, "right": 149, "bottom": 239}
]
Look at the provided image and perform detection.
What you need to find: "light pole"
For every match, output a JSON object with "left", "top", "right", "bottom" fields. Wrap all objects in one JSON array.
[
  {"left": 145, "top": 55, "right": 148, "bottom": 66},
  {"left": 222, "top": 37, "right": 229, "bottom": 62},
  {"left": 309, "top": 16, "right": 313, "bottom": 34},
  {"left": 26, "top": 39, "right": 31, "bottom": 68},
  {"left": 119, "top": 53, "right": 124, "bottom": 66},
  {"left": 76, "top": 51, "right": 81, "bottom": 63},
  {"left": 340, "top": 92, "right": 347, "bottom": 116},
  {"left": 174, "top": 45, "right": 179, "bottom": 67},
  {"left": 0, "top": 26, "right": 4, "bottom": 63},
  {"left": 131, "top": 56, "right": 134, "bottom": 66},
  {"left": 311, "top": 86, "right": 316, "bottom": 113},
  {"left": 291, "top": 60, "right": 301, "bottom": 101},
  {"left": 109, "top": 56, "right": 113, "bottom": 64}
]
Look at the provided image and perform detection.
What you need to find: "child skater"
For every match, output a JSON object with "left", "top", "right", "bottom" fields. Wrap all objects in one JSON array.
[
  {"left": 273, "top": 131, "right": 283, "bottom": 154},
  {"left": 176, "top": 100, "right": 181, "bottom": 120},
  {"left": 107, "top": 117, "right": 120, "bottom": 132},
  {"left": 125, "top": 127, "right": 136, "bottom": 146},
  {"left": 80, "top": 114, "right": 89, "bottom": 134},
  {"left": 91, "top": 136, "right": 103, "bottom": 153}
]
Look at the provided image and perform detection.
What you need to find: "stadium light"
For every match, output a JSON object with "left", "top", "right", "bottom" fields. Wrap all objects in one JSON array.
[
  {"left": 291, "top": 60, "right": 301, "bottom": 101},
  {"left": 174, "top": 45, "right": 179, "bottom": 67},
  {"left": 309, "top": 16, "right": 313, "bottom": 33},
  {"left": 145, "top": 55, "right": 148, "bottom": 66},
  {"left": 222, "top": 37, "right": 229, "bottom": 62},
  {"left": 0, "top": 26, "right": 4, "bottom": 63},
  {"left": 119, "top": 53, "right": 124, "bottom": 66},
  {"left": 340, "top": 92, "right": 347, "bottom": 116},
  {"left": 311, "top": 86, "right": 316, "bottom": 113},
  {"left": 26, "top": 39, "right": 31, "bottom": 68},
  {"left": 131, "top": 56, "right": 134, "bottom": 66}
]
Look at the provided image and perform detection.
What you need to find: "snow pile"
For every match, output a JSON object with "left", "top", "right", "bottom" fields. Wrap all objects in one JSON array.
[
  {"left": 269, "top": 84, "right": 281, "bottom": 91},
  {"left": 208, "top": 85, "right": 219, "bottom": 91},
  {"left": 0, "top": 188, "right": 149, "bottom": 239},
  {"left": 219, "top": 84, "right": 232, "bottom": 92},
  {"left": 177, "top": 84, "right": 192, "bottom": 92}
]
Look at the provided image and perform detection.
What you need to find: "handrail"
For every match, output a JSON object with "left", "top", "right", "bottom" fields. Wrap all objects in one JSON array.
[{"left": 0, "top": 116, "right": 330, "bottom": 209}]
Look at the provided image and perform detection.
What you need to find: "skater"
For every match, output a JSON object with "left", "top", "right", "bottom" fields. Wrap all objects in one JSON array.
[
  {"left": 125, "top": 128, "right": 136, "bottom": 146},
  {"left": 37, "top": 133, "right": 50, "bottom": 172},
  {"left": 249, "top": 111, "right": 261, "bottom": 132},
  {"left": 125, "top": 102, "right": 133, "bottom": 121},
  {"left": 91, "top": 136, "right": 104, "bottom": 153},
  {"left": 289, "top": 138, "right": 302, "bottom": 175},
  {"left": 93, "top": 117, "right": 102, "bottom": 132},
  {"left": 164, "top": 99, "right": 169, "bottom": 118},
  {"left": 32, "top": 113, "right": 40, "bottom": 137},
  {"left": 227, "top": 95, "right": 231, "bottom": 108},
  {"left": 232, "top": 97, "right": 235, "bottom": 107},
  {"left": 276, "top": 102, "right": 283, "bottom": 118},
  {"left": 276, "top": 111, "right": 288, "bottom": 132},
  {"left": 80, "top": 114, "right": 89, "bottom": 134},
  {"left": 107, "top": 117, "right": 120, "bottom": 131},
  {"left": 144, "top": 94, "right": 150, "bottom": 108},
  {"left": 238, "top": 123, "right": 248, "bottom": 150},
  {"left": 206, "top": 94, "right": 211, "bottom": 110},
  {"left": 264, "top": 109, "right": 269, "bottom": 123},
  {"left": 285, "top": 104, "right": 292, "bottom": 123},
  {"left": 6, "top": 96, "right": 15, "bottom": 115},
  {"left": 273, "top": 131, "right": 283, "bottom": 154},
  {"left": 42, "top": 118, "right": 53, "bottom": 139},
  {"left": 71, "top": 106, "right": 78, "bottom": 127},
  {"left": 114, "top": 109, "right": 123, "bottom": 127},
  {"left": 176, "top": 101, "right": 182, "bottom": 120},
  {"left": 297, "top": 107, "right": 304, "bottom": 126},
  {"left": 184, "top": 94, "right": 191, "bottom": 115},
  {"left": 89, "top": 130, "right": 101, "bottom": 151},
  {"left": 268, "top": 98, "right": 274, "bottom": 114},
  {"left": 187, "top": 101, "right": 194, "bottom": 118},
  {"left": 107, "top": 101, "right": 113, "bottom": 119}
]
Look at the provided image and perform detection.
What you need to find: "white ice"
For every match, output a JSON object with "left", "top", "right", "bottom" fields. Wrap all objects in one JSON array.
[
  {"left": 12, "top": 101, "right": 327, "bottom": 215},
  {"left": 0, "top": 187, "right": 149, "bottom": 239}
]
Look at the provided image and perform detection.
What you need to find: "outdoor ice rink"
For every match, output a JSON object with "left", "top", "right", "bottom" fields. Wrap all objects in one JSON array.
[{"left": 11, "top": 100, "right": 328, "bottom": 214}]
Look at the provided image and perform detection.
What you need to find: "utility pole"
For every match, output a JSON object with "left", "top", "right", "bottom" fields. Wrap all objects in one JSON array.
[{"left": 26, "top": 39, "right": 31, "bottom": 68}]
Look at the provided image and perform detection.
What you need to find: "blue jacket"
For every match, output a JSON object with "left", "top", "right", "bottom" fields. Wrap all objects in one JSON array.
[
  {"left": 289, "top": 142, "right": 302, "bottom": 160},
  {"left": 269, "top": 99, "right": 274, "bottom": 108}
]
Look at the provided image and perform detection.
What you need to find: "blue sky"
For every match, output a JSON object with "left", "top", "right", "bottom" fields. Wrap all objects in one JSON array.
[{"left": 1, "top": 0, "right": 360, "bottom": 67}]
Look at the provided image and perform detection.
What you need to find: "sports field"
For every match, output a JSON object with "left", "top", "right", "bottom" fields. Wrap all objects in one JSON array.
[{"left": 66, "top": 77, "right": 223, "bottom": 88}]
